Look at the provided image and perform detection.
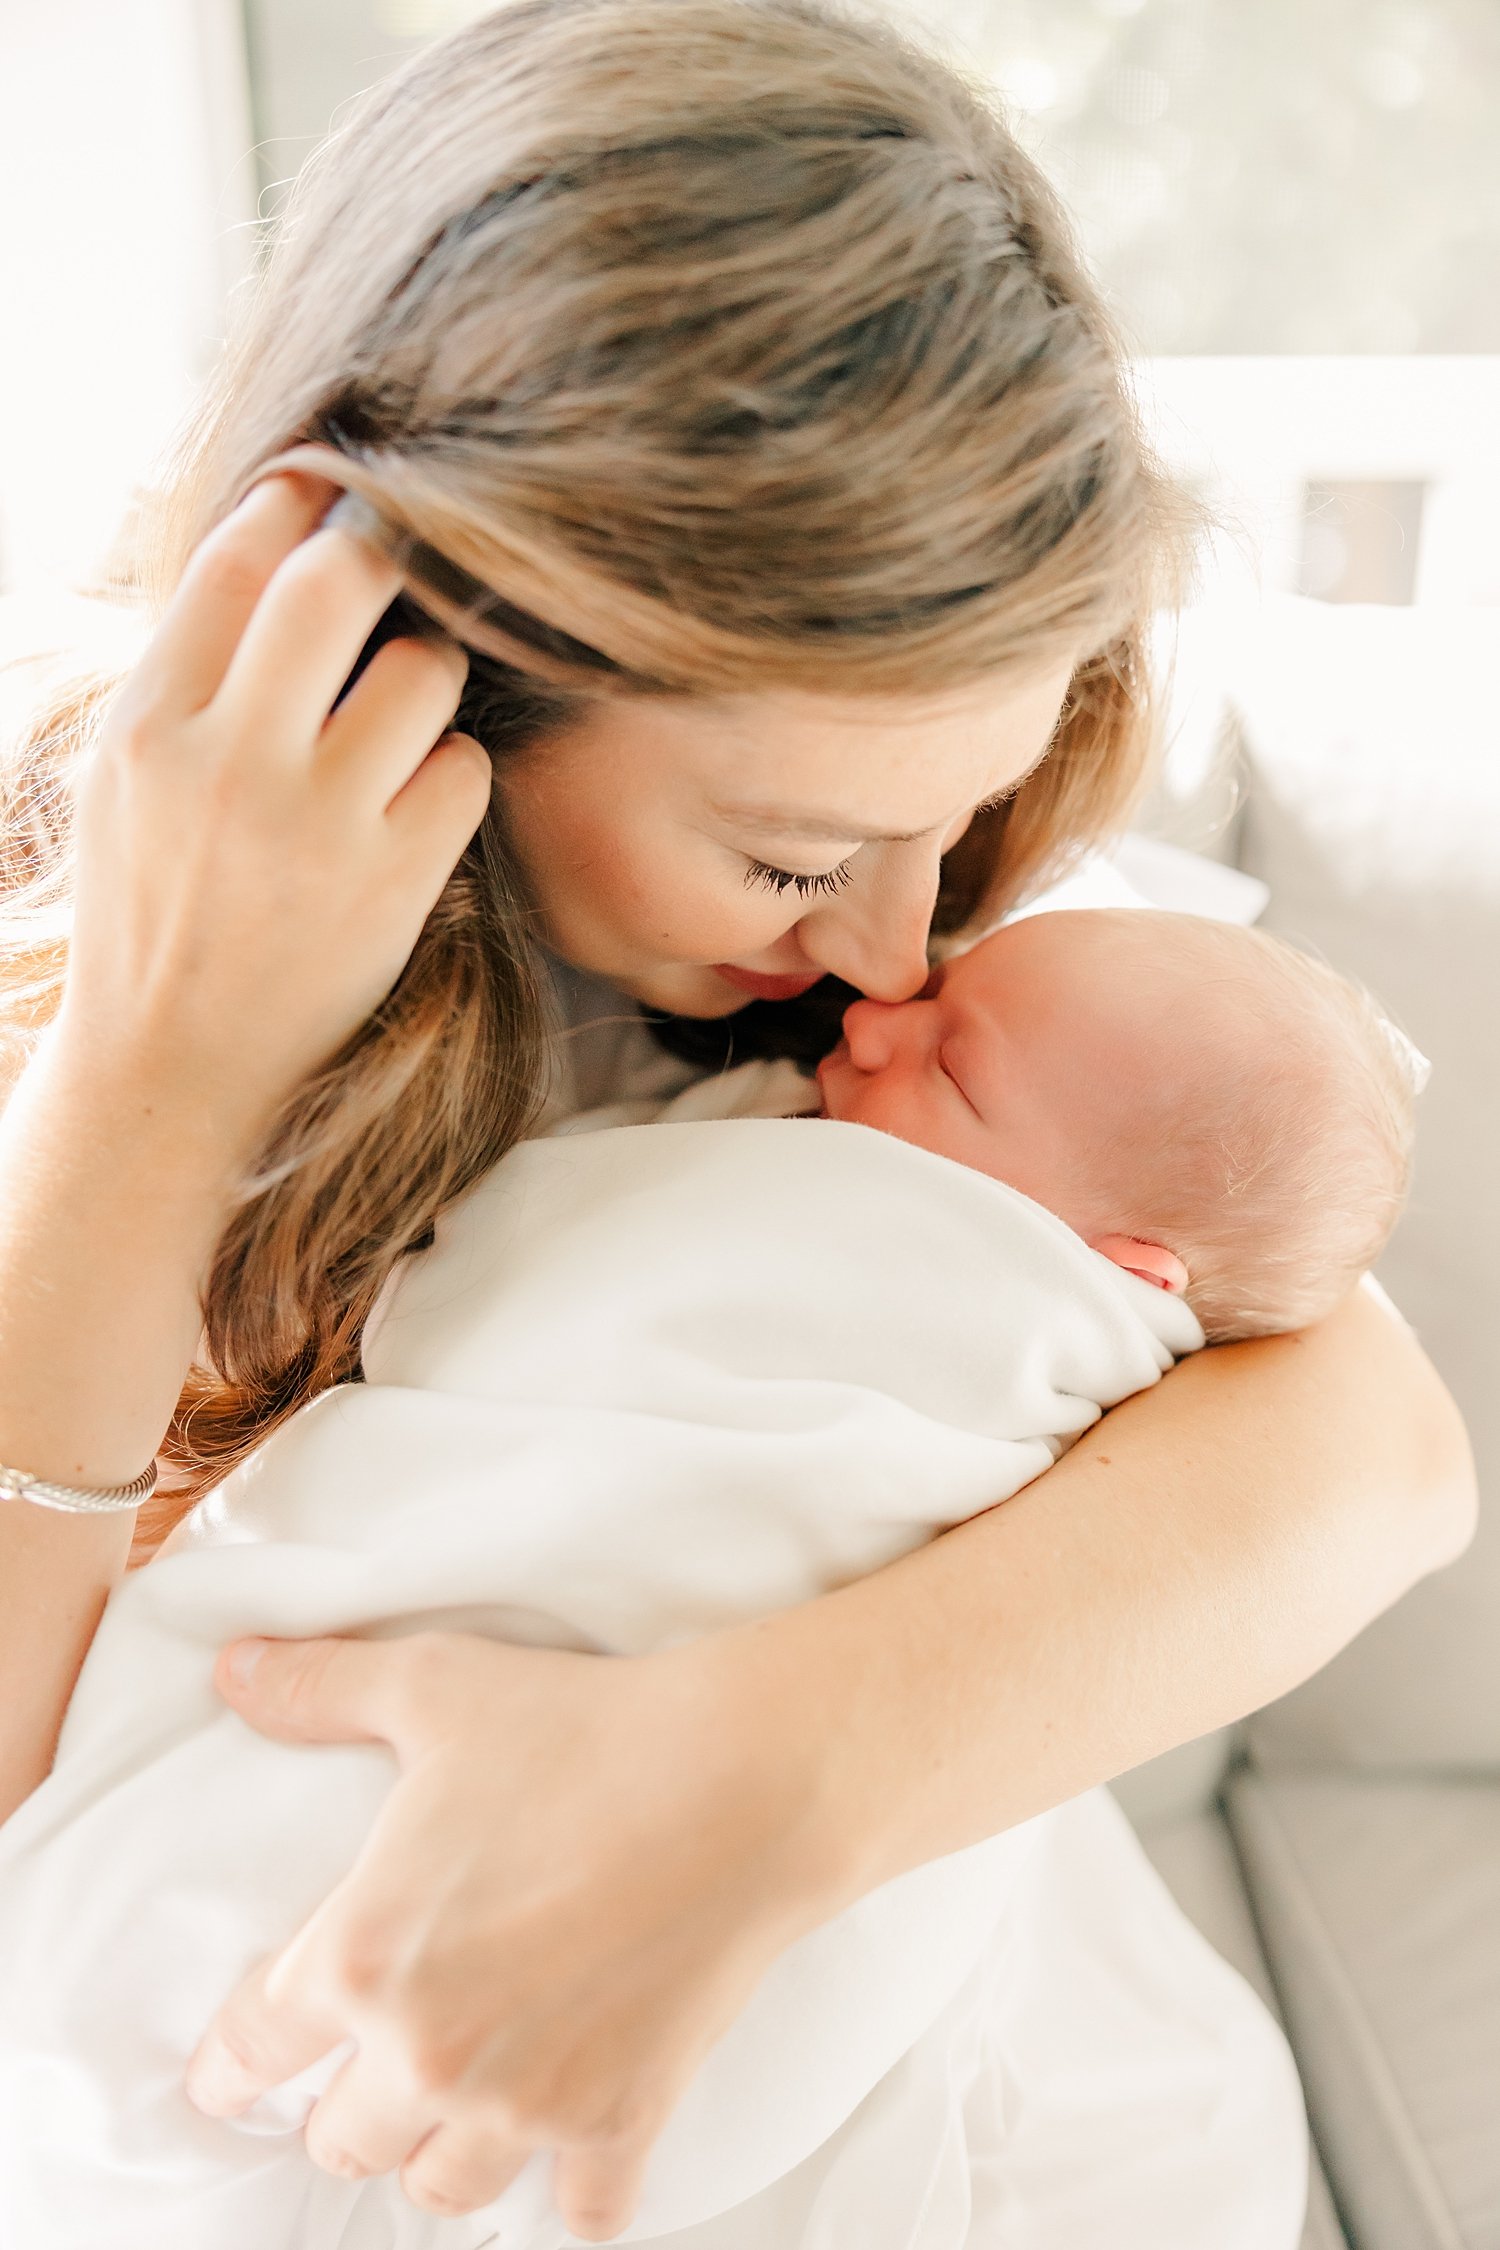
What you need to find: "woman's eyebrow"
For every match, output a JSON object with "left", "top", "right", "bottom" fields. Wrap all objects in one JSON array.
[{"left": 708, "top": 800, "right": 929, "bottom": 845}]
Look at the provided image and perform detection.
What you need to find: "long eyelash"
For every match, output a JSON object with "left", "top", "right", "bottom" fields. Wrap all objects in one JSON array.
[
  {"left": 742, "top": 786, "right": 1015, "bottom": 905},
  {"left": 743, "top": 858, "right": 856, "bottom": 899}
]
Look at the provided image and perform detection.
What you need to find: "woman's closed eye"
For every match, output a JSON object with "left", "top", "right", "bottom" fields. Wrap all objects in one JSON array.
[
  {"left": 740, "top": 785, "right": 1016, "bottom": 902},
  {"left": 743, "top": 857, "right": 856, "bottom": 899}
]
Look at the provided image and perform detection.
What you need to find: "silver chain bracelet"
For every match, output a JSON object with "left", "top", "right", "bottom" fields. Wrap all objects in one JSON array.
[{"left": 0, "top": 1461, "right": 158, "bottom": 1515}]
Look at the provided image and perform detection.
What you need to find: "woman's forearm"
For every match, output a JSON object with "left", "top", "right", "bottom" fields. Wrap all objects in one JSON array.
[
  {"left": 0, "top": 1031, "right": 235, "bottom": 1820},
  {"left": 180, "top": 1279, "right": 1472, "bottom": 2219},
  {"left": 715, "top": 1280, "right": 1477, "bottom": 1905}
]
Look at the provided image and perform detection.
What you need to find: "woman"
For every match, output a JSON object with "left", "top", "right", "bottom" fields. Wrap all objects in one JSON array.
[{"left": 0, "top": 0, "right": 1473, "bottom": 2239}]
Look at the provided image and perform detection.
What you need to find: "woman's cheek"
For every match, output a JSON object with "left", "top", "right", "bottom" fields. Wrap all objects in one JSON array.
[
  {"left": 547, "top": 814, "right": 709, "bottom": 952},
  {"left": 606, "top": 844, "right": 799, "bottom": 961},
  {"left": 510, "top": 779, "right": 798, "bottom": 965},
  {"left": 648, "top": 879, "right": 796, "bottom": 961}
]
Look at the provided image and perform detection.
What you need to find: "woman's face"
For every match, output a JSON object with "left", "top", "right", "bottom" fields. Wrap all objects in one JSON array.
[{"left": 495, "top": 658, "right": 1077, "bottom": 1014}]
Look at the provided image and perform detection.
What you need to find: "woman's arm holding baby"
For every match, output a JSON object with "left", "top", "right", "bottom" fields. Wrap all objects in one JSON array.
[
  {"left": 193, "top": 1269, "right": 1473, "bottom": 2236},
  {"left": 716, "top": 1274, "right": 1475, "bottom": 1888}
]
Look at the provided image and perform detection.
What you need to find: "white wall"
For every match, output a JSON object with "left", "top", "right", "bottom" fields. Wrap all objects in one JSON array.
[{"left": 0, "top": 0, "right": 258, "bottom": 595}]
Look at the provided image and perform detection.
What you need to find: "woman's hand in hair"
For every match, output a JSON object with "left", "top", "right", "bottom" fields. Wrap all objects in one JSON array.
[
  {"left": 183, "top": 1626, "right": 838, "bottom": 2238},
  {"left": 57, "top": 472, "right": 491, "bottom": 1166}
]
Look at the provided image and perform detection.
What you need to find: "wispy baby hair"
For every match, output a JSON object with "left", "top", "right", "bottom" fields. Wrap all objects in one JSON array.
[{"left": 1124, "top": 917, "right": 1420, "bottom": 1343}]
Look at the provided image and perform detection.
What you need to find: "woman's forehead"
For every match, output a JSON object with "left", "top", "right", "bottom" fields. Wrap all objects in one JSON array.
[{"left": 591, "top": 660, "right": 1076, "bottom": 830}]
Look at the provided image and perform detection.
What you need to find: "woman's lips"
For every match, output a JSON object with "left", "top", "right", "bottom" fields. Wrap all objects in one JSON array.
[{"left": 711, "top": 964, "right": 825, "bottom": 1002}]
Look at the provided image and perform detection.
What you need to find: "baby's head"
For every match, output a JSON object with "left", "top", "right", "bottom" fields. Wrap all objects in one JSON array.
[{"left": 815, "top": 907, "right": 1419, "bottom": 1342}]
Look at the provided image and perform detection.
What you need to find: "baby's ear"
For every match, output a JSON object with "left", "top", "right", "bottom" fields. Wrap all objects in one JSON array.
[{"left": 1089, "top": 1235, "right": 1190, "bottom": 1295}]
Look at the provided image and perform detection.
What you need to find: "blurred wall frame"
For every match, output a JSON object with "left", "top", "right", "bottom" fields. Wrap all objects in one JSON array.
[
  {"left": 1135, "top": 357, "right": 1500, "bottom": 610},
  {"left": 240, "top": 0, "right": 1500, "bottom": 361},
  {"left": 1299, "top": 483, "right": 1426, "bottom": 607}
]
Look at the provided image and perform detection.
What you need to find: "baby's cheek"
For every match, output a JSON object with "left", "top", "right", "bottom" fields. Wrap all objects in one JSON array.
[
  {"left": 893, "top": 1094, "right": 1021, "bottom": 1183},
  {"left": 835, "top": 1082, "right": 972, "bottom": 1166}
]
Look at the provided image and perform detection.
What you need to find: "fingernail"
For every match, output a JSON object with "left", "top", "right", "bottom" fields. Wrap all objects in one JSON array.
[
  {"left": 225, "top": 1639, "right": 267, "bottom": 1690},
  {"left": 237, "top": 474, "right": 290, "bottom": 508},
  {"left": 185, "top": 2053, "right": 244, "bottom": 2116}
]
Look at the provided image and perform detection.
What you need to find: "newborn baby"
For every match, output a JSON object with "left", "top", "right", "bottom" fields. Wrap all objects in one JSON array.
[{"left": 652, "top": 905, "right": 1419, "bottom": 1344}]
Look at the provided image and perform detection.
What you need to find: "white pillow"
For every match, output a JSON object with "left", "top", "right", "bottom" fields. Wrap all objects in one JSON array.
[
  {"left": 1006, "top": 834, "right": 1268, "bottom": 926},
  {"left": 1223, "top": 595, "right": 1500, "bottom": 1770}
]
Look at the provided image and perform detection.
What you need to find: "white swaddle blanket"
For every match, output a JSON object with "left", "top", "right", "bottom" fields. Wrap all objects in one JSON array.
[{"left": 0, "top": 1113, "right": 1306, "bottom": 2250}]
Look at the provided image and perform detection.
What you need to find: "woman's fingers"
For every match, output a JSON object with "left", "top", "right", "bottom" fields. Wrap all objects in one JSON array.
[
  {"left": 553, "top": 2137, "right": 658, "bottom": 2243},
  {"left": 193, "top": 1631, "right": 830, "bottom": 2237},
  {"left": 59, "top": 486, "right": 491, "bottom": 1154},
  {"left": 211, "top": 511, "right": 407, "bottom": 755},
  {"left": 384, "top": 732, "right": 494, "bottom": 886},
  {"left": 397, "top": 2121, "right": 536, "bottom": 2218},
  {"left": 300, "top": 2046, "right": 444, "bottom": 2184},
  {"left": 121, "top": 474, "right": 336, "bottom": 721},
  {"left": 318, "top": 635, "right": 474, "bottom": 812},
  {"left": 184, "top": 1944, "right": 347, "bottom": 2120},
  {"left": 212, "top": 1632, "right": 435, "bottom": 1755}
]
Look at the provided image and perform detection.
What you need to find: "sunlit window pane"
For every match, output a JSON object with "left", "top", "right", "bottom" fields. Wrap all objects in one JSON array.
[{"left": 245, "top": 0, "right": 1500, "bottom": 352}]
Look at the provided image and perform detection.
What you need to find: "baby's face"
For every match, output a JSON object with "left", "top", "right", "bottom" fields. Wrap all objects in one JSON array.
[{"left": 816, "top": 910, "right": 1176, "bottom": 1241}]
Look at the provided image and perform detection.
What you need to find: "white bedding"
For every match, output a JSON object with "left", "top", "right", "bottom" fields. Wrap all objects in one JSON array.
[{"left": 0, "top": 1113, "right": 1307, "bottom": 2249}]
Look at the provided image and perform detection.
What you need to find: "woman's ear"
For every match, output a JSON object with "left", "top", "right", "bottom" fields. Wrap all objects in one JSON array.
[{"left": 1088, "top": 1235, "right": 1189, "bottom": 1295}]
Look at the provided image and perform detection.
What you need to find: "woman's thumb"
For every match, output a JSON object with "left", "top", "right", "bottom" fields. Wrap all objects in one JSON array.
[{"left": 213, "top": 1633, "right": 402, "bottom": 1748}]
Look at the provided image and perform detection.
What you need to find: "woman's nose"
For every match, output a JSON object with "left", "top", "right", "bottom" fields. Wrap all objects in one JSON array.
[{"left": 795, "top": 845, "right": 940, "bottom": 1003}]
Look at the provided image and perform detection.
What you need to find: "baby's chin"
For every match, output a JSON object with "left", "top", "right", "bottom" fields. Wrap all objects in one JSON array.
[{"left": 813, "top": 1042, "right": 858, "bottom": 1122}]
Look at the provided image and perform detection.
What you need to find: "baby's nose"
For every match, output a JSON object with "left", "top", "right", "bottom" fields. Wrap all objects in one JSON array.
[{"left": 840, "top": 996, "right": 905, "bottom": 1073}]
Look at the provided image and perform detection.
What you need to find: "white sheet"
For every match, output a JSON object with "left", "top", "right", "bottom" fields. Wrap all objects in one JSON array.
[{"left": 0, "top": 1115, "right": 1306, "bottom": 2248}]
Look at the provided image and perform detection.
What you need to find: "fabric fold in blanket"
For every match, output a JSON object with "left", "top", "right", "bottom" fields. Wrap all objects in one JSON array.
[{"left": 0, "top": 1116, "right": 1307, "bottom": 2249}]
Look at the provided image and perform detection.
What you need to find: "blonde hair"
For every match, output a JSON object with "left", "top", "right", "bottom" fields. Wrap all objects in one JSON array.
[
  {"left": 1100, "top": 917, "right": 1419, "bottom": 1343},
  {"left": 1, "top": 0, "right": 1205, "bottom": 1551}
]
